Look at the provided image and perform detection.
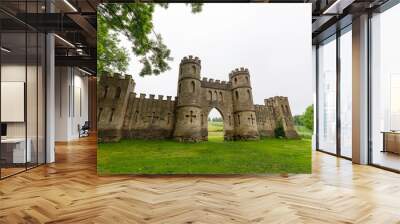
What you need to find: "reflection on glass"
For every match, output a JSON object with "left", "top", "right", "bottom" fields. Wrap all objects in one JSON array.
[
  {"left": 340, "top": 29, "right": 352, "bottom": 158},
  {"left": 371, "top": 4, "right": 400, "bottom": 171},
  {"left": 1, "top": 32, "right": 27, "bottom": 177},
  {"left": 318, "top": 36, "right": 337, "bottom": 154},
  {"left": 0, "top": 1, "right": 47, "bottom": 178}
]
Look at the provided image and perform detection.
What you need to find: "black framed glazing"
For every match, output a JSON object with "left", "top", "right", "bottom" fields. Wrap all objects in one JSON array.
[
  {"left": 315, "top": 24, "right": 352, "bottom": 161},
  {"left": 367, "top": 3, "right": 400, "bottom": 173},
  {"left": 0, "top": 0, "right": 47, "bottom": 180}
]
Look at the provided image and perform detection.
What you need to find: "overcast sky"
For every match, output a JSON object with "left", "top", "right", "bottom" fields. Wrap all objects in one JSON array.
[{"left": 120, "top": 3, "right": 312, "bottom": 116}]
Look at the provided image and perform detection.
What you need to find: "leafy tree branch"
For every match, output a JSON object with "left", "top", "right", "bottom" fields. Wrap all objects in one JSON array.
[{"left": 97, "top": 3, "right": 202, "bottom": 76}]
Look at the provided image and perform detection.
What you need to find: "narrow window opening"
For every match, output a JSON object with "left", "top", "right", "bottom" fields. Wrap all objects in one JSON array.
[
  {"left": 115, "top": 87, "right": 121, "bottom": 99},
  {"left": 103, "top": 85, "right": 109, "bottom": 98},
  {"left": 191, "top": 81, "right": 195, "bottom": 93},
  {"left": 109, "top": 108, "right": 115, "bottom": 122}
]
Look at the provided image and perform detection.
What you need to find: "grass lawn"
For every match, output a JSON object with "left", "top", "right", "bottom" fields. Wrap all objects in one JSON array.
[
  {"left": 98, "top": 124, "right": 312, "bottom": 174},
  {"left": 208, "top": 121, "right": 224, "bottom": 132},
  {"left": 295, "top": 125, "right": 313, "bottom": 139}
]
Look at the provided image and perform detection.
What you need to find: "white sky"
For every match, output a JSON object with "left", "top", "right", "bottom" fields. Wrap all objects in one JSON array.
[{"left": 120, "top": 3, "right": 312, "bottom": 116}]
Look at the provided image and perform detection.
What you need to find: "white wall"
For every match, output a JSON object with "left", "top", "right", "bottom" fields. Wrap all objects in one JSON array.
[
  {"left": 1, "top": 65, "right": 36, "bottom": 138},
  {"left": 55, "top": 66, "right": 89, "bottom": 141},
  {"left": 1, "top": 63, "right": 46, "bottom": 164}
]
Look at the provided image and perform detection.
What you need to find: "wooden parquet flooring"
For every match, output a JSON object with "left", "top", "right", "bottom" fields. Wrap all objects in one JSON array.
[{"left": 1, "top": 135, "right": 400, "bottom": 224}]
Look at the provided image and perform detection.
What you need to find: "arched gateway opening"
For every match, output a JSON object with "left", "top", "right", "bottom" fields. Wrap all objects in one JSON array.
[{"left": 208, "top": 108, "right": 224, "bottom": 141}]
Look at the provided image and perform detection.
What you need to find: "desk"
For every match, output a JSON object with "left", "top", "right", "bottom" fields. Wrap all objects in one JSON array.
[
  {"left": 382, "top": 131, "right": 400, "bottom": 154},
  {"left": 1, "top": 138, "right": 31, "bottom": 164}
]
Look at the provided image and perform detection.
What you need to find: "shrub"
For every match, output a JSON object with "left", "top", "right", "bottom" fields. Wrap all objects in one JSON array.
[{"left": 274, "top": 119, "right": 286, "bottom": 138}]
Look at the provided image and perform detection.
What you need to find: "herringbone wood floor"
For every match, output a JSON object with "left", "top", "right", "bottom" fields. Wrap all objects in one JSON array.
[{"left": 1, "top": 135, "right": 400, "bottom": 224}]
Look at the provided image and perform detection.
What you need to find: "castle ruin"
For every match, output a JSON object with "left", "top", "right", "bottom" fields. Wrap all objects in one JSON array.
[{"left": 98, "top": 56, "right": 299, "bottom": 142}]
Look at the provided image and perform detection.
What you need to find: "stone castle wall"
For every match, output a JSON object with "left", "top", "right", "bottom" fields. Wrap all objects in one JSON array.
[
  {"left": 98, "top": 56, "right": 299, "bottom": 142},
  {"left": 121, "top": 93, "right": 176, "bottom": 140},
  {"left": 97, "top": 73, "right": 135, "bottom": 142},
  {"left": 255, "top": 104, "right": 276, "bottom": 137},
  {"left": 255, "top": 96, "right": 298, "bottom": 138}
]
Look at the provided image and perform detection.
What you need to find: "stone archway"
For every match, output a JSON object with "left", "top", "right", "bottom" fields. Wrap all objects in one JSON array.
[{"left": 207, "top": 107, "right": 225, "bottom": 140}]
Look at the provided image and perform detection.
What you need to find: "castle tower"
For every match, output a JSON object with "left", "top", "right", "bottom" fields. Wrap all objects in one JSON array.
[
  {"left": 267, "top": 96, "right": 299, "bottom": 139},
  {"left": 98, "top": 73, "right": 135, "bottom": 142},
  {"left": 173, "top": 56, "right": 203, "bottom": 141},
  {"left": 229, "top": 68, "right": 259, "bottom": 140}
]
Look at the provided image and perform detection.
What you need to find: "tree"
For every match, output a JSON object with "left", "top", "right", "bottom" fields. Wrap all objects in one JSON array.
[
  {"left": 293, "top": 115, "right": 303, "bottom": 126},
  {"left": 301, "top": 104, "right": 314, "bottom": 131},
  {"left": 97, "top": 3, "right": 202, "bottom": 76},
  {"left": 212, "top": 117, "right": 223, "bottom": 122}
]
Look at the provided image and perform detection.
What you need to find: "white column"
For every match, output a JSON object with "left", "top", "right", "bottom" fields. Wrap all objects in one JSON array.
[
  {"left": 46, "top": 32, "right": 55, "bottom": 163},
  {"left": 352, "top": 14, "right": 369, "bottom": 164}
]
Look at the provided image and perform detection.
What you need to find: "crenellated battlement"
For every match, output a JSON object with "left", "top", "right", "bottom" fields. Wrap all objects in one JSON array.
[
  {"left": 229, "top": 67, "right": 249, "bottom": 79},
  {"left": 200, "top": 77, "right": 231, "bottom": 90},
  {"left": 265, "top": 96, "right": 289, "bottom": 105},
  {"left": 180, "top": 55, "right": 201, "bottom": 65},
  {"left": 254, "top": 104, "right": 265, "bottom": 111},
  {"left": 135, "top": 93, "right": 175, "bottom": 101},
  {"left": 102, "top": 72, "right": 133, "bottom": 81}
]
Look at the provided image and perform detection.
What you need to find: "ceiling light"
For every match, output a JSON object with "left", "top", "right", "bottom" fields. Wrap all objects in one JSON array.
[
  {"left": 1, "top": 47, "right": 11, "bottom": 53},
  {"left": 54, "top": 34, "right": 75, "bottom": 48},
  {"left": 63, "top": 0, "right": 78, "bottom": 12}
]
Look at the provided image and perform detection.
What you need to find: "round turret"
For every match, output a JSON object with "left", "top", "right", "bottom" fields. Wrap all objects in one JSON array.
[
  {"left": 174, "top": 55, "right": 203, "bottom": 141},
  {"left": 229, "top": 67, "right": 251, "bottom": 89},
  {"left": 176, "top": 55, "right": 202, "bottom": 107},
  {"left": 230, "top": 67, "right": 254, "bottom": 112},
  {"left": 179, "top": 55, "right": 201, "bottom": 81},
  {"left": 229, "top": 67, "right": 259, "bottom": 140}
]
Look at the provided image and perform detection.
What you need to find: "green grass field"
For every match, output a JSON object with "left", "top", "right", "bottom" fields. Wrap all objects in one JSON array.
[
  {"left": 98, "top": 121, "right": 311, "bottom": 174},
  {"left": 295, "top": 125, "right": 313, "bottom": 139}
]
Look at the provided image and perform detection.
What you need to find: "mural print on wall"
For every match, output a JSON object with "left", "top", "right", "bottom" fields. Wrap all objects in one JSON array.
[{"left": 97, "top": 3, "right": 312, "bottom": 175}]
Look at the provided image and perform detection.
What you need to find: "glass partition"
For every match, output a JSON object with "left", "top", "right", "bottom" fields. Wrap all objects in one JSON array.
[
  {"left": 1, "top": 31, "right": 28, "bottom": 177},
  {"left": 0, "top": 2, "right": 46, "bottom": 179},
  {"left": 317, "top": 35, "right": 337, "bottom": 154},
  {"left": 371, "top": 4, "right": 400, "bottom": 171}
]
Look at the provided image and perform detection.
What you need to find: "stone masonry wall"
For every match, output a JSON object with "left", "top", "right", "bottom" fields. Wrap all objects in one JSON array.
[
  {"left": 97, "top": 73, "right": 135, "bottom": 142},
  {"left": 122, "top": 93, "right": 176, "bottom": 139}
]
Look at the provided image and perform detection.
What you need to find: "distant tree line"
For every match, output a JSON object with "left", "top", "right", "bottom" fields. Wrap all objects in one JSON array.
[
  {"left": 294, "top": 105, "right": 313, "bottom": 131},
  {"left": 208, "top": 117, "right": 223, "bottom": 122}
]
